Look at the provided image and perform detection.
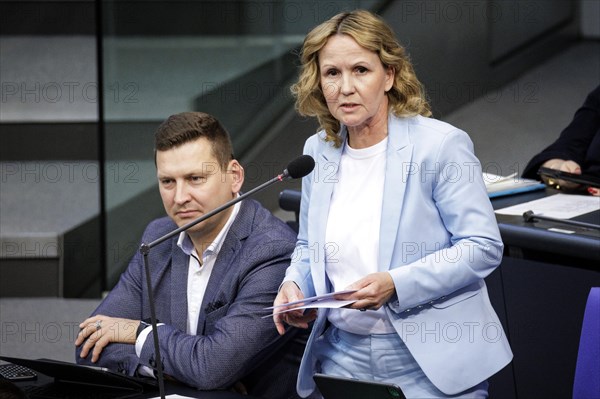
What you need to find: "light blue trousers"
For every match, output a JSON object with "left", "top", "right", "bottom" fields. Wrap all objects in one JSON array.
[{"left": 313, "top": 326, "right": 488, "bottom": 399}]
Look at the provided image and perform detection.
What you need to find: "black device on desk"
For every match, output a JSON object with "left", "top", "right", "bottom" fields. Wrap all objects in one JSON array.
[
  {"left": 313, "top": 373, "right": 406, "bottom": 399},
  {"left": 538, "top": 166, "right": 600, "bottom": 187},
  {"left": 1, "top": 356, "right": 256, "bottom": 399},
  {"left": 0, "top": 356, "right": 156, "bottom": 399},
  {"left": 0, "top": 363, "right": 37, "bottom": 381}
]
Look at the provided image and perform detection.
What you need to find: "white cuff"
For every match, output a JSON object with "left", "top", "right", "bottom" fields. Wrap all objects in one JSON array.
[{"left": 135, "top": 323, "right": 165, "bottom": 378}]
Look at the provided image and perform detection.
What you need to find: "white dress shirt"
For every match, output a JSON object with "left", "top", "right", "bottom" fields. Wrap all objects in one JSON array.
[{"left": 325, "top": 137, "right": 395, "bottom": 334}]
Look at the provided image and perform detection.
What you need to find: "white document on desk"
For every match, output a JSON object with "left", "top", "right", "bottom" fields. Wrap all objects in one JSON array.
[{"left": 495, "top": 193, "right": 600, "bottom": 219}]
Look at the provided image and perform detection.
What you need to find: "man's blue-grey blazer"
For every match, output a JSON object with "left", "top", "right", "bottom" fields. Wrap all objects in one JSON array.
[
  {"left": 77, "top": 199, "right": 303, "bottom": 398},
  {"left": 284, "top": 114, "right": 514, "bottom": 397}
]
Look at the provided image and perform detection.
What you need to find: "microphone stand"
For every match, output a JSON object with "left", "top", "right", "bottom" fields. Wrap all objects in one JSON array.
[{"left": 139, "top": 169, "right": 293, "bottom": 399}]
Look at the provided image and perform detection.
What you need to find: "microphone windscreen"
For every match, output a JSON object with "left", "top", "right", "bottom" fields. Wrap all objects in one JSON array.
[{"left": 286, "top": 155, "right": 315, "bottom": 179}]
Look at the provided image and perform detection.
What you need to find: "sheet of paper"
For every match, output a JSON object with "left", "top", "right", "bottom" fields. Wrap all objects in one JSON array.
[
  {"left": 262, "top": 299, "right": 357, "bottom": 318},
  {"left": 262, "top": 289, "right": 358, "bottom": 318},
  {"left": 483, "top": 172, "right": 518, "bottom": 185},
  {"left": 495, "top": 193, "right": 600, "bottom": 219},
  {"left": 265, "top": 289, "right": 357, "bottom": 310}
]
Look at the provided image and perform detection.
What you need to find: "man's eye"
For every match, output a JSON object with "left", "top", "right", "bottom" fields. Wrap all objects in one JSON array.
[{"left": 191, "top": 176, "right": 207, "bottom": 183}]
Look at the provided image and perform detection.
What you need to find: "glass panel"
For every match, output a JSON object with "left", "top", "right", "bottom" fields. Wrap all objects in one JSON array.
[
  {"left": 0, "top": 1, "right": 102, "bottom": 297},
  {"left": 102, "top": 0, "right": 383, "bottom": 288}
]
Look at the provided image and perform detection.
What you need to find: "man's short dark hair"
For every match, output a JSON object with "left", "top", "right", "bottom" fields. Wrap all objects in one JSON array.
[{"left": 154, "top": 112, "right": 234, "bottom": 169}]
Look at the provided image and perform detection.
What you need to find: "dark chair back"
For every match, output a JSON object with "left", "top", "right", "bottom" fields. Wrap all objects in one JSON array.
[{"left": 278, "top": 189, "right": 301, "bottom": 233}]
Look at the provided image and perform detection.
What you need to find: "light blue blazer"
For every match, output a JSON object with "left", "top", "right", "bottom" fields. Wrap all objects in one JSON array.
[{"left": 284, "top": 114, "right": 513, "bottom": 396}]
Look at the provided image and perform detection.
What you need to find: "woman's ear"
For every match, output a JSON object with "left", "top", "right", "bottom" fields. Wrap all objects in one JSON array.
[{"left": 385, "top": 66, "right": 395, "bottom": 92}]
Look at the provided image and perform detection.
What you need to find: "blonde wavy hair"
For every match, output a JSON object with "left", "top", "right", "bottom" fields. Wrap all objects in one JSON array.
[{"left": 291, "top": 9, "right": 431, "bottom": 147}]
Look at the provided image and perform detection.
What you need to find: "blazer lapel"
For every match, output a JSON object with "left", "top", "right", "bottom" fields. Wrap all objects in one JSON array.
[
  {"left": 195, "top": 201, "right": 250, "bottom": 334},
  {"left": 379, "top": 115, "right": 413, "bottom": 271},
  {"left": 309, "top": 130, "right": 344, "bottom": 295}
]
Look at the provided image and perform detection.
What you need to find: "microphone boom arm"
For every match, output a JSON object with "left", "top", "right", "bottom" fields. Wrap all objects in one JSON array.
[{"left": 522, "top": 210, "right": 600, "bottom": 230}]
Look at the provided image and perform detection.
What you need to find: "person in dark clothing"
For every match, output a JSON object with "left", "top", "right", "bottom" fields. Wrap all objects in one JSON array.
[{"left": 522, "top": 85, "right": 600, "bottom": 195}]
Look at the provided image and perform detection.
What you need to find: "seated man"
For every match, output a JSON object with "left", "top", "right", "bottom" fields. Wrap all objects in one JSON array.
[{"left": 75, "top": 112, "right": 303, "bottom": 398}]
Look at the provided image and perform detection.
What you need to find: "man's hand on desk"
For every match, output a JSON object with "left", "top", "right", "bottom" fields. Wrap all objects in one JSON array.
[{"left": 75, "top": 315, "right": 138, "bottom": 363}]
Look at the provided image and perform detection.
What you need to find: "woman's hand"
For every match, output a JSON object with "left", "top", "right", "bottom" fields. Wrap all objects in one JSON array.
[
  {"left": 273, "top": 281, "right": 317, "bottom": 335},
  {"left": 336, "top": 272, "right": 396, "bottom": 311}
]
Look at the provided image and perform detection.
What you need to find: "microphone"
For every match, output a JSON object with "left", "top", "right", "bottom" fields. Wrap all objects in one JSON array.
[
  {"left": 284, "top": 154, "right": 315, "bottom": 179},
  {"left": 138, "top": 155, "right": 314, "bottom": 399},
  {"left": 522, "top": 210, "right": 600, "bottom": 230}
]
